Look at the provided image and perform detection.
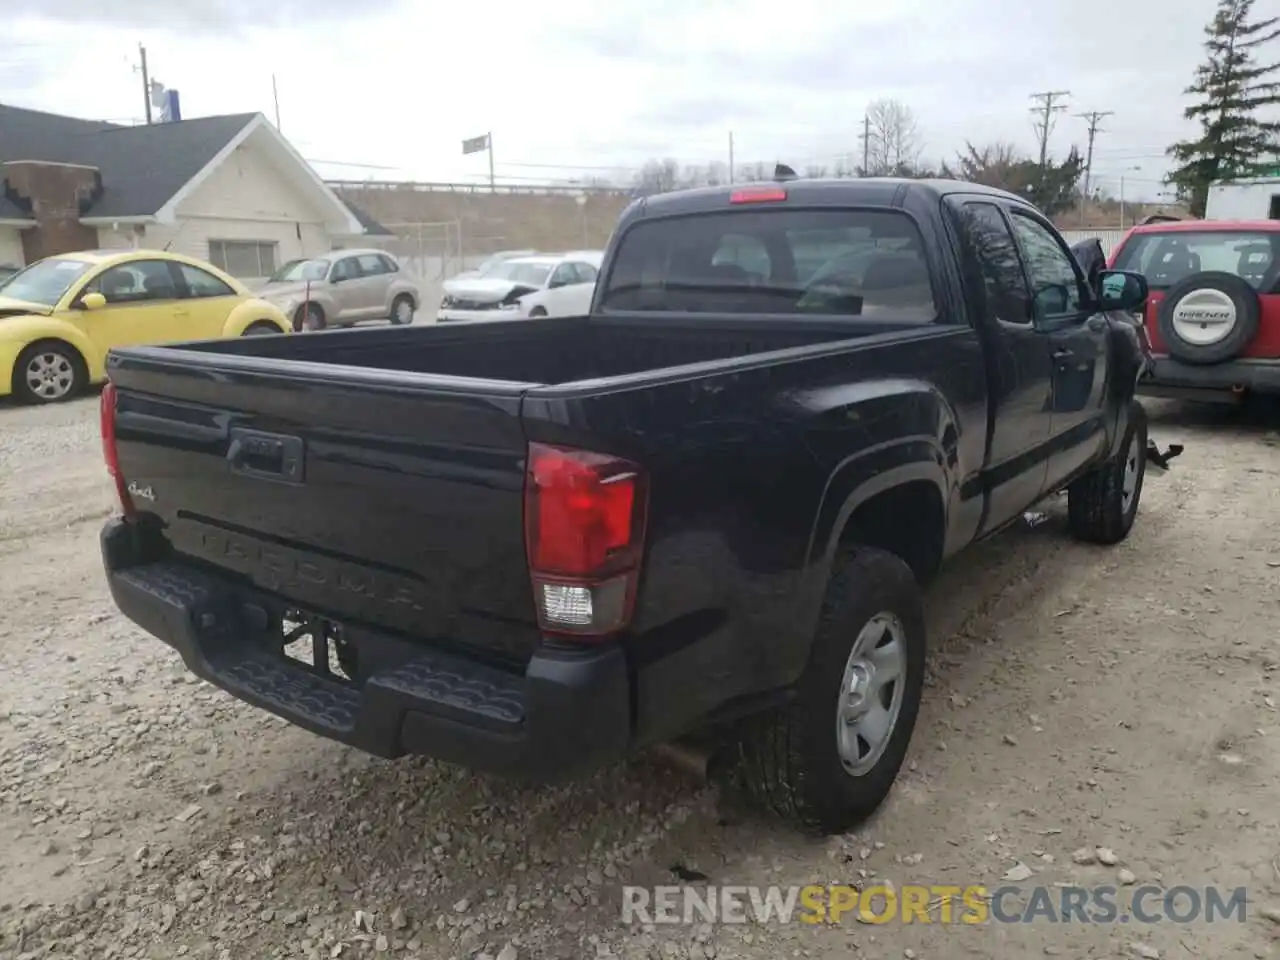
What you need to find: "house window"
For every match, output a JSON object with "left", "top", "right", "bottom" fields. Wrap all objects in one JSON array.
[{"left": 208, "top": 240, "right": 278, "bottom": 278}]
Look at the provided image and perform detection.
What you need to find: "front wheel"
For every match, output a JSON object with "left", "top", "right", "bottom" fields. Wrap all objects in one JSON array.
[
  {"left": 528, "top": 306, "right": 548, "bottom": 318},
  {"left": 734, "top": 546, "right": 926, "bottom": 835},
  {"left": 294, "top": 303, "right": 326, "bottom": 332},
  {"left": 242, "top": 321, "right": 282, "bottom": 336},
  {"left": 13, "top": 342, "right": 85, "bottom": 405},
  {"left": 1067, "top": 400, "right": 1148, "bottom": 544}
]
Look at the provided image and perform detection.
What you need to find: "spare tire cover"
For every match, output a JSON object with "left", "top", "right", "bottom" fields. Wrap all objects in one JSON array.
[{"left": 1155, "top": 271, "right": 1261, "bottom": 365}]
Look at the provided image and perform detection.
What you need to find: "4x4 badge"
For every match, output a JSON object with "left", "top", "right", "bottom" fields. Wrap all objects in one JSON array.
[{"left": 127, "top": 481, "right": 156, "bottom": 502}]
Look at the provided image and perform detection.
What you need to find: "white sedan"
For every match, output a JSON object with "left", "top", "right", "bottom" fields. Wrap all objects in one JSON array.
[{"left": 436, "top": 252, "right": 603, "bottom": 322}]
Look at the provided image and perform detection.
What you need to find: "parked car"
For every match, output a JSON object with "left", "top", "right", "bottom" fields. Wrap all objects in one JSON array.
[
  {"left": 448, "top": 249, "right": 538, "bottom": 283},
  {"left": 437, "top": 253, "right": 601, "bottom": 321},
  {"left": 1107, "top": 218, "right": 1280, "bottom": 401},
  {"left": 98, "top": 177, "right": 1154, "bottom": 834},
  {"left": 0, "top": 263, "right": 19, "bottom": 283},
  {"left": 0, "top": 248, "right": 289, "bottom": 404},
  {"left": 260, "top": 250, "right": 419, "bottom": 331},
  {"left": 509, "top": 251, "right": 604, "bottom": 318}
]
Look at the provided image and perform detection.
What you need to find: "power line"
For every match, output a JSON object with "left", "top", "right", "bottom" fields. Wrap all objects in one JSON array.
[
  {"left": 1076, "top": 110, "right": 1114, "bottom": 199},
  {"left": 1029, "top": 90, "right": 1071, "bottom": 170}
]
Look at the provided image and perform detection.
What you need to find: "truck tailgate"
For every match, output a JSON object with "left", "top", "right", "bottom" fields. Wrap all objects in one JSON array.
[{"left": 108, "top": 349, "right": 542, "bottom": 666}]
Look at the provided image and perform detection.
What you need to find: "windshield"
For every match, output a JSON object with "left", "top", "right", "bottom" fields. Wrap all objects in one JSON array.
[
  {"left": 1111, "top": 231, "right": 1280, "bottom": 290},
  {"left": 486, "top": 261, "right": 552, "bottom": 286},
  {"left": 598, "top": 208, "right": 936, "bottom": 320},
  {"left": 0, "top": 257, "right": 95, "bottom": 306},
  {"left": 269, "top": 259, "right": 330, "bottom": 282}
]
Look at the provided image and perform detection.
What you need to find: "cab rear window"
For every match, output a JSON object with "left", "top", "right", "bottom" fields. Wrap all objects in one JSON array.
[
  {"left": 1111, "top": 231, "right": 1280, "bottom": 291},
  {"left": 598, "top": 208, "right": 938, "bottom": 321}
]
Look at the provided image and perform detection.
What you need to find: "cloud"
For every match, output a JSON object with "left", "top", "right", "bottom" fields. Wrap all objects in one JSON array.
[
  {"left": 2, "top": 0, "right": 1228, "bottom": 198},
  {"left": 8, "top": 0, "right": 399, "bottom": 33}
]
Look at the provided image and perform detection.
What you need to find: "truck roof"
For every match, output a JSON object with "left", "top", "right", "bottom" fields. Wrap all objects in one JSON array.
[{"left": 627, "top": 177, "right": 1032, "bottom": 221}]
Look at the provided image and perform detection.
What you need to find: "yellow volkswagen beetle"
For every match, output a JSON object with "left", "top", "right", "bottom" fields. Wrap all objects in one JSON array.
[{"left": 0, "top": 249, "right": 291, "bottom": 404}]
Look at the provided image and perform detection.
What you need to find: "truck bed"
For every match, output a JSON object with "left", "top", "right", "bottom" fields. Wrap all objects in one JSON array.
[{"left": 170, "top": 314, "right": 927, "bottom": 386}]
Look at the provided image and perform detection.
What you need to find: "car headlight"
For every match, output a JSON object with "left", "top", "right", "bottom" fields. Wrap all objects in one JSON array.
[
  {"left": 440, "top": 296, "right": 453, "bottom": 308},
  {"left": 498, "top": 301, "right": 521, "bottom": 310}
]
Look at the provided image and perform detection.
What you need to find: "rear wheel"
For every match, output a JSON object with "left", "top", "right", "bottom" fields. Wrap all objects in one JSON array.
[
  {"left": 734, "top": 547, "right": 926, "bottom": 834},
  {"left": 242, "top": 321, "right": 282, "bottom": 336},
  {"left": 13, "top": 342, "right": 85, "bottom": 405},
  {"left": 390, "top": 294, "right": 415, "bottom": 325},
  {"left": 1067, "top": 400, "right": 1148, "bottom": 544}
]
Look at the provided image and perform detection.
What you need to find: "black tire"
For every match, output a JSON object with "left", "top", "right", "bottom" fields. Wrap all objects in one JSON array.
[
  {"left": 390, "top": 294, "right": 415, "bottom": 325},
  {"left": 734, "top": 546, "right": 927, "bottom": 835},
  {"left": 1156, "top": 272, "right": 1260, "bottom": 365},
  {"left": 528, "top": 306, "right": 548, "bottom": 318},
  {"left": 12, "top": 341, "right": 85, "bottom": 405},
  {"left": 294, "top": 303, "right": 326, "bottom": 332},
  {"left": 242, "top": 321, "right": 282, "bottom": 336},
  {"left": 1067, "top": 400, "right": 1148, "bottom": 544}
]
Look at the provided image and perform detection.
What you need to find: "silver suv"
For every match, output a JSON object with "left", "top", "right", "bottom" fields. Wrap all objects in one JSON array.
[{"left": 261, "top": 249, "right": 421, "bottom": 331}]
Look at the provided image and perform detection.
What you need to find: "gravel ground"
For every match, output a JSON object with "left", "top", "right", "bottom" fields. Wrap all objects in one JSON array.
[{"left": 2, "top": 394, "right": 1280, "bottom": 960}]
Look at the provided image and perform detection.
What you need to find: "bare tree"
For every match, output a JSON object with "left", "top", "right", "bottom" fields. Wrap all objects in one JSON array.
[
  {"left": 804, "top": 164, "right": 830, "bottom": 179},
  {"left": 865, "top": 99, "right": 924, "bottom": 175},
  {"left": 632, "top": 159, "right": 683, "bottom": 196}
]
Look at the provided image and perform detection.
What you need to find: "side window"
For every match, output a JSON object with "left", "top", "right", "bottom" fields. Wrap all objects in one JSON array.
[
  {"left": 1008, "top": 212, "right": 1086, "bottom": 322},
  {"left": 356, "top": 253, "right": 386, "bottom": 277},
  {"left": 572, "top": 262, "right": 599, "bottom": 283},
  {"left": 177, "top": 263, "right": 236, "bottom": 299},
  {"left": 549, "top": 263, "right": 577, "bottom": 287},
  {"left": 711, "top": 233, "right": 771, "bottom": 280},
  {"left": 330, "top": 257, "right": 359, "bottom": 281},
  {"left": 961, "top": 202, "right": 1033, "bottom": 326},
  {"left": 377, "top": 254, "right": 399, "bottom": 273},
  {"left": 89, "top": 260, "right": 180, "bottom": 304}
]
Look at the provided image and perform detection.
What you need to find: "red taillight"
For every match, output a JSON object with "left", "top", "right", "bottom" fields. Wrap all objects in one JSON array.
[
  {"left": 524, "top": 443, "right": 647, "bottom": 638},
  {"left": 730, "top": 187, "right": 787, "bottom": 204},
  {"left": 100, "top": 382, "right": 136, "bottom": 519}
]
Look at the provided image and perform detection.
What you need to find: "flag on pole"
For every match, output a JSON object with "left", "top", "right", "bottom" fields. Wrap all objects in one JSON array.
[{"left": 462, "top": 134, "right": 490, "bottom": 155}]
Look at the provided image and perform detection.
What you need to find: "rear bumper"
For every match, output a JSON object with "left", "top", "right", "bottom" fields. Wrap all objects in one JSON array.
[
  {"left": 1138, "top": 355, "right": 1280, "bottom": 396},
  {"left": 101, "top": 519, "right": 631, "bottom": 779}
]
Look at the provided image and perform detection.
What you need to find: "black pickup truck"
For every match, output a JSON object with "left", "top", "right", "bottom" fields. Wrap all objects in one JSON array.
[{"left": 100, "top": 178, "right": 1153, "bottom": 834}]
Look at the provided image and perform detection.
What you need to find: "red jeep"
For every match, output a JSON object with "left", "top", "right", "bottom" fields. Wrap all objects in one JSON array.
[{"left": 1107, "top": 219, "right": 1280, "bottom": 401}]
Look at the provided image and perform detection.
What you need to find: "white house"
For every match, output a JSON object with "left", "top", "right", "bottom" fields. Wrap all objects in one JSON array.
[{"left": 0, "top": 104, "right": 392, "bottom": 280}]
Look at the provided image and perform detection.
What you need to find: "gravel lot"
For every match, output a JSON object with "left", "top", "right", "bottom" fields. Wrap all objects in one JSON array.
[{"left": 2, "top": 395, "right": 1280, "bottom": 960}]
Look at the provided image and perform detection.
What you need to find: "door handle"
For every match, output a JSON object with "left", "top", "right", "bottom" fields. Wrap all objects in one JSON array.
[{"left": 1052, "top": 348, "right": 1074, "bottom": 361}]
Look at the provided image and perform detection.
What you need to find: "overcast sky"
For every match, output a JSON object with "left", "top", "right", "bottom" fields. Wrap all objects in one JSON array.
[{"left": 0, "top": 0, "right": 1245, "bottom": 201}]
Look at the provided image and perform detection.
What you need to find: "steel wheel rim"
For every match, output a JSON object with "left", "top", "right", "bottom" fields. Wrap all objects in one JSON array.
[
  {"left": 1121, "top": 431, "right": 1141, "bottom": 513},
  {"left": 395, "top": 300, "right": 413, "bottom": 323},
  {"left": 836, "top": 612, "right": 907, "bottom": 776},
  {"left": 25, "top": 352, "right": 75, "bottom": 400}
]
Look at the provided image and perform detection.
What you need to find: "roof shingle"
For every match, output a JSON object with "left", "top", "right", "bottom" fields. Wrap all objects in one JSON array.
[{"left": 0, "top": 103, "right": 256, "bottom": 218}]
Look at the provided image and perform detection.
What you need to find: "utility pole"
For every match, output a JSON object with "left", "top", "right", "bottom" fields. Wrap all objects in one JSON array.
[
  {"left": 728, "top": 131, "right": 735, "bottom": 184},
  {"left": 1030, "top": 90, "right": 1070, "bottom": 170},
  {"left": 859, "top": 113, "right": 871, "bottom": 175},
  {"left": 487, "top": 132, "right": 495, "bottom": 190},
  {"left": 1075, "top": 110, "right": 1113, "bottom": 203},
  {"left": 138, "top": 44, "right": 153, "bottom": 125}
]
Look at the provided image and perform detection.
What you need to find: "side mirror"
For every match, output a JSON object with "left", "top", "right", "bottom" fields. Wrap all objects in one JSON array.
[
  {"left": 1097, "top": 269, "right": 1148, "bottom": 312},
  {"left": 80, "top": 292, "right": 107, "bottom": 311}
]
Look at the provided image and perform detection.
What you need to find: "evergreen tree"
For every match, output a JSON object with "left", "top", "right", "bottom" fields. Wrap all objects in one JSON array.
[{"left": 1167, "top": 0, "right": 1280, "bottom": 216}]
